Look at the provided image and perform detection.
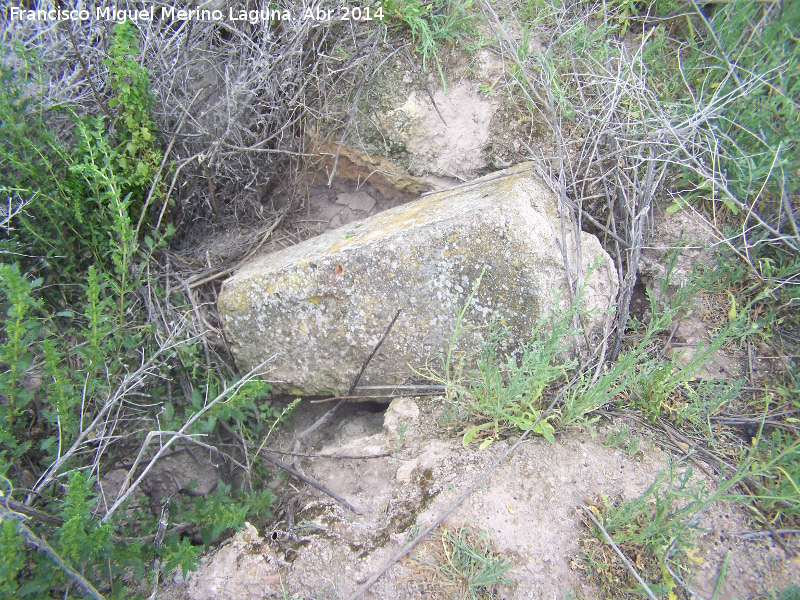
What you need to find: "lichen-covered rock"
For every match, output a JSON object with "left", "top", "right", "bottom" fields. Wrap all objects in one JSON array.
[{"left": 218, "top": 163, "right": 617, "bottom": 396}]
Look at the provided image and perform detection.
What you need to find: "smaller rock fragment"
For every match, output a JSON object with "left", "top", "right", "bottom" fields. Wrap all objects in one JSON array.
[
  {"left": 384, "top": 397, "right": 420, "bottom": 447},
  {"left": 396, "top": 458, "right": 419, "bottom": 483},
  {"left": 336, "top": 191, "right": 377, "bottom": 213},
  {"left": 318, "top": 432, "right": 387, "bottom": 458},
  {"left": 175, "top": 523, "right": 282, "bottom": 600}
]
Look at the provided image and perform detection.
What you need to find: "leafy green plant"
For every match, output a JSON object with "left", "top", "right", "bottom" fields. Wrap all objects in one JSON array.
[
  {"left": 0, "top": 56, "right": 78, "bottom": 275},
  {"left": 632, "top": 361, "right": 677, "bottom": 422},
  {"left": 56, "top": 472, "right": 113, "bottom": 580},
  {"left": 461, "top": 312, "right": 575, "bottom": 448},
  {"left": 381, "top": 0, "right": 481, "bottom": 88},
  {"left": 0, "top": 264, "right": 41, "bottom": 460},
  {"left": 0, "top": 518, "right": 24, "bottom": 598},
  {"left": 604, "top": 425, "right": 643, "bottom": 458},
  {"left": 579, "top": 433, "right": 800, "bottom": 599},
  {"left": 0, "top": 29, "right": 281, "bottom": 599},
  {"left": 435, "top": 260, "right": 749, "bottom": 445},
  {"left": 190, "top": 482, "right": 274, "bottom": 545},
  {"left": 420, "top": 269, "right": 573, "bottom": 446},
  {"left": 577, "top": 462, "right": 707, "bottom": 598},
  {"left": 595, "top": 0, "right": 682, "bottom": 37},
  {"left": 749, "top": 428, "right": 800, "bottom": 521},
  {"left": 69, "top": 115, "right": 140, "bottom": 320},
  {"left": 564, "top": 262, "right": 752, "bottom": 427},
  {"left": 611, "top": 0, "right": 639, "bottom": 36},
  {"left": 407, "top": 523, "right": 513, "bottom": 600},
  {"left": 104, "top": 21, "right": 162, "bottom": 193}
]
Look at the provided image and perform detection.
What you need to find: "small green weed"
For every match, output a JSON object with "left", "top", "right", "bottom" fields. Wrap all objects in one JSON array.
[
  {"left": 394, "top": 422, "right": 409, "bottom": 450},
  {"left": 579, "top": 433, "right": 800, "bottom": 599},
  {"left": 435, "top": 260, "right": 750, "bottom": 446},
  {"left": 405, "top": 523, "right": 513, "bottom": 599},
  {"left": 604, "top": 425, "right": 643, "bottom": 458},
  {"left": 381, "top": 0, "right": 481, "bottom": 88},
  {"left": 0, "top": 517, "right": 24, "bottom": 597},
  {"left": 104, "top": 21, "right": 163, "bottom": 194},
  {"left": 460, "top": 313, "right": 574, "bottom": 448},
  {"left": 748, "top": 428, "right": 800, "bottom": 525},
  {"left": 421, "top": 270, "right": 579, "bottom": 446}
]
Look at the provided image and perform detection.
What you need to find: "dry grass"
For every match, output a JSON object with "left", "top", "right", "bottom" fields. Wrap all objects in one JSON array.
[{"left": 2, "top": 2, "right": 391, "bottom": 249}]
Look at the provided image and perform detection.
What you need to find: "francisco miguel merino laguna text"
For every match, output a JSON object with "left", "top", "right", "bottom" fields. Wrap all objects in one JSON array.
[{"left": 7, "top": 6, "right": 298, "bottom": 23}]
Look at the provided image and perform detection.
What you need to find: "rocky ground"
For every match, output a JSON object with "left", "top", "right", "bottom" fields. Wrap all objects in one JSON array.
[{"left": 161, "top": 396, "right": 798, "bottom": 600}]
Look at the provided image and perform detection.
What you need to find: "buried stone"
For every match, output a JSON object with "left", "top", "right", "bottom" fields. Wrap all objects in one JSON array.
[{"left": 218, "top": 163, "right": 618, "bottom": 397}]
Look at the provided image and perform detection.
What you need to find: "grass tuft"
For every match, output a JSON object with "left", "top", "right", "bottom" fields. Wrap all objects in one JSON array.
[{"left": 404, "top": 523, "right": 513, "bottom": 600}]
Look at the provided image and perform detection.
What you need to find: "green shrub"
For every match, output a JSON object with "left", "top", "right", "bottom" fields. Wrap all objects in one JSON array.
[
  {"left": 0, "top": 518, "right": 24, "bottom": 597},
  {"left": 0, "top": 24, "right": 277, "bottom": 599},
  {"left": 104, "top": 21, "right": 163, "bottom": 194}
]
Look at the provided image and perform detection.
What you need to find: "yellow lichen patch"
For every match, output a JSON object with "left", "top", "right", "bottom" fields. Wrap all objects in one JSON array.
[{"left": 217, "top": 287, "right": 250, "bottom": 313}]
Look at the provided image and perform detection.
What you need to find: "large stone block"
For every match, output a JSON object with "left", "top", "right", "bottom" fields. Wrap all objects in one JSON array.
[{"left": 218, "top": 163, "right": 618, "bottom": 396}]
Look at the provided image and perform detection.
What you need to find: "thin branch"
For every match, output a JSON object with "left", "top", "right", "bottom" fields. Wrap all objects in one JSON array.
[
  {"left": 579, "top": 502, "right": 659, "bottom": 600},
  {"left": 32, "top": 328, "right": 193, "bottom": 498},
  {"left": 102, "top": 360, "right": 274, "bottom": 522},
  {"left": 348, "top": 308, "right": 402, "bottom": 396},
  {"left": 64, "top": 19, "right": 113, "bottom": 121},
  {"left": 218, "top": 420, "right": 361, "bottom": 514}
]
